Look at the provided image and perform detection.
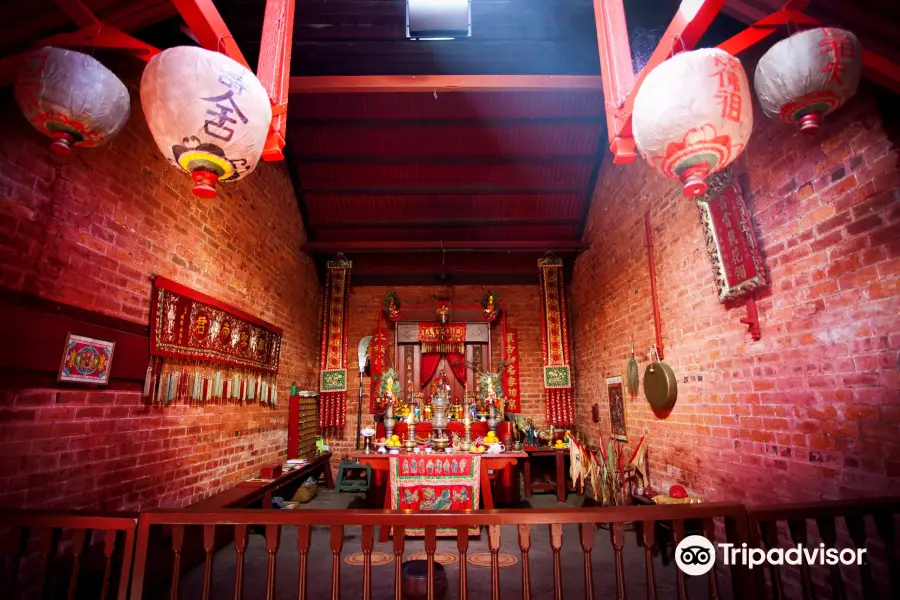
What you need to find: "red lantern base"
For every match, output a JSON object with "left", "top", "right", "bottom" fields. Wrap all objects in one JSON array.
[
  {"left": 680, "top": 165, "right": 709, "bottom": 197},
  {"left": 798, "top": 113, "right": 821, "bottom": 134},
  {"left": 49, "top": 133, "right": 75, "bottom": 156},
  {"left": 191, "top": 171, "right": 219, "bottom": 199}
]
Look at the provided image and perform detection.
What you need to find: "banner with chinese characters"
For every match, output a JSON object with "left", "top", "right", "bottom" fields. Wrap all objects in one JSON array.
[
  {"left": 417, "top": 323, "right": 466, "bottom": 354},
  {"left": 696, "top": 169, "right": 767, "bottom": 302},
  {"left": 502, "top": 328, "right": 521, "bottom": 413},
  {"left": 368, "top": 328, "right": 387, "bottom": 414},
  {"left": 319, "top": 256, "right": 352, "bottom": 430},
  {"left": 148, "top": 276, "right": 282, "bottom": 405},
  {"left": 538, "top": 256, "right": 575, "bottom": 426},
  {"left": 389, "top": 455, "right": 480, "bottom": 536}
]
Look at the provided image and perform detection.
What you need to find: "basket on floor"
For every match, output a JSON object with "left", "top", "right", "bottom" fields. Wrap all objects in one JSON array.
[{"left": 292, "top": 480, "right": 318, "bottom": 504}]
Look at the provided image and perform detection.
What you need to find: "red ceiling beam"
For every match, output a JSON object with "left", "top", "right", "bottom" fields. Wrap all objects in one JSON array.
[
  {"left": 52, "top": 0, "right": 100, "bottom": 28},
  {"left": 257, "top": 0, "right": 296, "bottom": 162},
  {"left": 169, "top": 0, "right": 249, "bottom": 69},
  {"left": 594, "top": 0, "right": 727, "bottom": 164},
  {"left": 302, "top": 240, "right": 588, "bottom": 254},
  {"left": 716, "top": 8, "right": 819, "bottom": 56},
  {"left": 289, "top": 75, "right": 604, "bottom": 93},
  {"left": 37, "top": 25, "right": 160, "bottom": 61}
]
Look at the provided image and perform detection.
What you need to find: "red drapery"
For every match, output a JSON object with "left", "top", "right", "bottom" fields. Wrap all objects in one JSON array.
[
  {"left": 446, "top": 353, "right": 466, "bottom": 386},
  {"left": 420, "top": 353, "right": 441, "bottom": 388},
  {"left": 421, "top": 352, "right": 466, "bottom": 390}
]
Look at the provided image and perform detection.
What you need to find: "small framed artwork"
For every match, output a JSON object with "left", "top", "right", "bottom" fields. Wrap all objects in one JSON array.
[
  {"left": 606, "top": 375, "right": 627, "bottom": 442},
  {"left": 58, "top": 333, "right": 115, "bottom": 385}
]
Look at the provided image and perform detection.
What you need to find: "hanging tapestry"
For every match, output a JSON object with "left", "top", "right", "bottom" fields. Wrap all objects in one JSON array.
[
  {"left": 148, "top": 276, "right": 282, "bottom": 405},
  {"left": 607, "top": 376, "right": 627, "bottom": 442},
  {"left": 58, "top": 334, "right": 115, "bottom": 385},
  {"left": 368, "top": 328, "right": 387, "bottom": 413},
  {"left": 319, "top": 256, "right": 352, "bottom": 430},
  {"left": 389, "top": 455, "right": 480, "bottom": 536},
  {"left": 417, "top": 323, "right": 466, "bottom": 354},
  {"left": 538, "top": 256, "right": 575, "bottom": 426},
  {"left": 502, "top": 328, "right": 521, "bottom": 413},
  {"left": 696, "top": 169, "right": 767, "bottom": 302}
]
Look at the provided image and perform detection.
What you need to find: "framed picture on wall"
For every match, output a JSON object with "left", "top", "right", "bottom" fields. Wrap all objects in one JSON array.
[
  {"left": 58, "top": 333, "right": 115, "bottom": 385},
  {"left": 606, "top": 375, "right": 627, "bottom": 442}
]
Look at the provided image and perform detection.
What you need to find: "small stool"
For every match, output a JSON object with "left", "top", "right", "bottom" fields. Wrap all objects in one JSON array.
[
  {"left": 401, "top": 560, "right": 448, "bottom": 600},
  {"left": 335, "top": 460, "right": 371, "bottom": 493}
]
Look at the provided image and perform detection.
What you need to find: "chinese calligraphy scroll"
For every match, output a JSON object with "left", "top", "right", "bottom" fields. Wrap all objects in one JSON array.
[
  {"left": 149, "top": 276, "right": 283, "bottom": 405},
  {"left": 538, "top": 256, "right": 575, "bottom": 426},
  {"left": 696, "top": 169, "right": 767, "bottom": 302},
  {"left": 368, "top": 328, "right": 387, "bottom": 413},
  {"left": 502, "top": 328, "right": 521, "bottom": 413},
  {"left": 319, "top": 256, "right": 352, "bottom": 430}
]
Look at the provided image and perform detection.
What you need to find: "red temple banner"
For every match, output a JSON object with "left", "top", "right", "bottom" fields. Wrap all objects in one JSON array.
[
  {"left": 538, "top": 256, "right": 575, "bottom": 426},
  {"left": 389, "top": 455, "right": 480, "bottom": 536},
  {"left": 417, "top": 323, "right": 466, "bottom": 354},
  {"left": 319, "top": 256, "right": 352, "bottom": 430},
  {"left": 696, "top": 169, "right": 767, "bottom": 302},
  {"left": 148, "top": 277, "right": 283, "bottom": 405},
  {"left": 368, "top": 328, "right": 387, "bottom": 414},
  {"left": 503, "top": 328, "right": 521, "bottom": 413}
]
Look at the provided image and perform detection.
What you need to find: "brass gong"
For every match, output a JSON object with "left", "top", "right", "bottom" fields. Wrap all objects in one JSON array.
[{"left": 643, "top": 352, "right": 677, "bottom": 411}]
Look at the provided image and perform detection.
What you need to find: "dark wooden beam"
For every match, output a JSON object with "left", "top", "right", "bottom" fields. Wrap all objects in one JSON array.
[
  {"left": 311, "top": 217, "right": 582, "bottom": 229},
  {"left": 299, "top": 187, "right": 587, "bottom": 195},
  {"left": 302, "top": 240, "right": 587, "bottom": 253},
  {"left": 289, "top": 75, "right": 603, "bottom": 93},
  {"left": 293, "top": 155, "right": 595, "bottom": 165},
  {"left": 351, "top": 271, "right": 540, "bottom": 286},
  {"left": 287, "top": 116, "right": 606, "bottom": 127}
]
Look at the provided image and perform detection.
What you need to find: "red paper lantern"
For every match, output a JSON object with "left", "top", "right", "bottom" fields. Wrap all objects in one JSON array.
[
  {"left": 14, "top": 47, "right": 130, "bottom": 155},
  {"left": 140, "top": 47, "right": 272, "bottom": 199},
  {"left": 632, "top": 49, "right": 753, "bottom": 198},
  {"left": 754, "top": 28, "right": 862, "bottom": 134}
]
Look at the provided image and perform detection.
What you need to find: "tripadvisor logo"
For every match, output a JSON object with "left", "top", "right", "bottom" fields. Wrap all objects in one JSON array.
[{"left": 675, "top": 535, "right": 867, "bottom": 575}]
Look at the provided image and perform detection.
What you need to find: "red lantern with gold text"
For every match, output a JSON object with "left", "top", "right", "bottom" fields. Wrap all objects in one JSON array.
[
  {"left": 632, "top": 49, "right": 753, "bottom": 198},
  {"left": 14, "top": 47, "right": 130, "bottom": 155},
  {"left": 140, "top": 47, "right": 272, "bottom": 199},
  {"left": 754, "top": 28, "right": 862, "bottom": 134}
]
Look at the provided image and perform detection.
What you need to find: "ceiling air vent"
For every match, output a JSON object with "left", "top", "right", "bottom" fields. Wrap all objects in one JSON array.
[{"left": 407, "top": 0, "right": 471, "bottom": 40}]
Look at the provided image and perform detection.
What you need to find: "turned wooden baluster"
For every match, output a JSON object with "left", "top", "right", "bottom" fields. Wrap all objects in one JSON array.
[
  {"left": 362, "top": 525, "right": 375, "bottom": 600},
  {"left": 641, "top": 521, "right": 657, "bottom": 600},
  {"left": 815, "top": 517, "right": 847, "bottom": 600},
  {"left": 457, "top": 527, "right": 470, "bottom": 600},
  {"left": 610, "top": 522, "right": 627, "bottom": 600},
  {"left": 296, "top": 524, "right": 311, "bottom": 600},
  {"left": 518, "top": 524, "right": 532, "bottom": 600},
  {"left": 580, "top": 523, "right": 595, "bottom": 600},
  {"left": 489, "top": 525, "right": 502, "bottom": 600},
  {"left": 169, "top": 525, "right": 185, "bottom": 600},
  {"left": 330, "top": 525, "right": 343, "bottom": 600},
  {"left": 550, "top": 523, "right": 564, "bottom": 600},
  {"left": 202, "top": 525, "right": 216, "bottom": 600},
  {"left": 2, "top": 525, "right": 26, "bottom": 599},
  {"left": 786, "top": 520, "right": 813, "bottom": 600},
  {"left": 34, "top": 527, "right": 59, "bottom": 600},
  {"left": 759, "top": 521, "right": 783, "bottom": 600},
  {"left": 873, "top": 511, "right": 899, "bottom": 598},
  {"left": 393, "top": 526, "right": 405, "bottom": 600},
  {"left": 232, "top": 525, "right": 248, "bottom": 600},
  {"left": 265, "top": 525, "right": 281, "bottom": 600},
  {"left": 100, "top": 530, "right": 117, "bottom": 600},
  {"left": 845, "top": 515, "right": 874, "bottom": 599},
  {"left": 66, "top": 529, "right": 87, "bottom": 600},
  {"left": 702, "top": 520, "right": 719, "bottom": 600},
  {"left": 425, "top": 526, "right": 438, "bottom": 600},
  {"left": 672, "top": 521, "right": 688, "bottom": 600}
]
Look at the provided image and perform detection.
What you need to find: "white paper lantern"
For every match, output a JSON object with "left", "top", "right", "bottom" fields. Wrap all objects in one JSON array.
[
  {"left": 14, "top": 47, "right": 130, "bottom": 155},
  {"left": 140, "top": 46, "right": 272, "bottom": 199},
  {"left": 633, "top": 48, "right": 753, "bottom": 197},
  {"left": 755, "top": 28, "right": 862, "bottom": 134}
]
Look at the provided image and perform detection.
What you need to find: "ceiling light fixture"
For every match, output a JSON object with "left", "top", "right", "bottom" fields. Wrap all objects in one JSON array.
[{"left": 407, "top": 0, "right": 471, "bottom": 40}]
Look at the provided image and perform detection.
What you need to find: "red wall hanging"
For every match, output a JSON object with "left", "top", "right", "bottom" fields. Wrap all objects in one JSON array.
[
  {"left": 319, "top": 255, "right": 352, "bottom": 431},
  {"left": 502, "top": 327, "right": 521, "bottom": 414},
  {"left": 538, "top": 256, "right": 575, "bottom": 426}
]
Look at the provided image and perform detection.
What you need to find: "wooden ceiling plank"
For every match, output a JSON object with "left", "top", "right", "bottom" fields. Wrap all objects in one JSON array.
[
  {"left": 311, "top": 217, "right": 583, "bottom": 229},
  {"left": 52, "top": 0, "right": 99, "bottom": 28},
  {"left": 299, "top": 187, "right": 587, "bottom": 195},
  {"left": 292, "top": 154, "right": 595, "bottom": 165},
  {"left": 302, "top": 240, "right": 588, "bottom": 253},
  {"left": 287, "top": 116, "right": 605, "bottom": 126},
  {"left": 289, "top": 75, "right": 603, "bottom": 93}
]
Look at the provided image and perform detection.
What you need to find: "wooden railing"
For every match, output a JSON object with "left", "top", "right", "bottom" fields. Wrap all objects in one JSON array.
[
  {"left": 748, "top": 498, "right": 900, "bottom": 600},
  {"left": 129, "top": 503, "right": 755, "bottom": 600},
  {"left": 0, "top": 510, "right": 137, "bottom": 600}
]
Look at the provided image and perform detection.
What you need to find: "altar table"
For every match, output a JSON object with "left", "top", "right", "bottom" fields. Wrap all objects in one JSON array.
[{"left": 523, "top": 448, "right": 571, "bottom": 503}]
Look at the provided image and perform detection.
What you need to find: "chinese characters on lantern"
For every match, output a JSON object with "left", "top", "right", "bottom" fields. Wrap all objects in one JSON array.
[
  {"left": 202, "top": 71, "right": 250, "bottom": 142},
  {"left": 712, "top": 54, "right": 744, "bottom": 123},
  {"left": 819, "top": 29, "right": 856, "bottom": 86}
]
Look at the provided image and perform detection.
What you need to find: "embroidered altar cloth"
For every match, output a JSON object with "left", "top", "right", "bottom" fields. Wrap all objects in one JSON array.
[{"left": 389, "top": 455, "right": 481, "bottom": 536}]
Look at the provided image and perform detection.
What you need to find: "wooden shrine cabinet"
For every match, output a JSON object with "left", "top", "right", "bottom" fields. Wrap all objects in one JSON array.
[{"left": 288, "top": 391, "right": 318, "bottom": 459}]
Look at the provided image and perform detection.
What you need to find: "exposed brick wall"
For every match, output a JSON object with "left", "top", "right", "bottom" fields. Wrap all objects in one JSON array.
[
  {"left": 570, "top": 85, "right": 900, "bottom": 504},
  {"left": 0, "top": 58, "right": 322, "bottom": 510},
  {"left": 326, "top": 284, "right": 546, "bottom": 463}
]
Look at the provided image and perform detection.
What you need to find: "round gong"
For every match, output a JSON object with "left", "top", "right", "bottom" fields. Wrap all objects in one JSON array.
[{"left": 643, "top": 361, "right": 677, "bottom": 410}]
